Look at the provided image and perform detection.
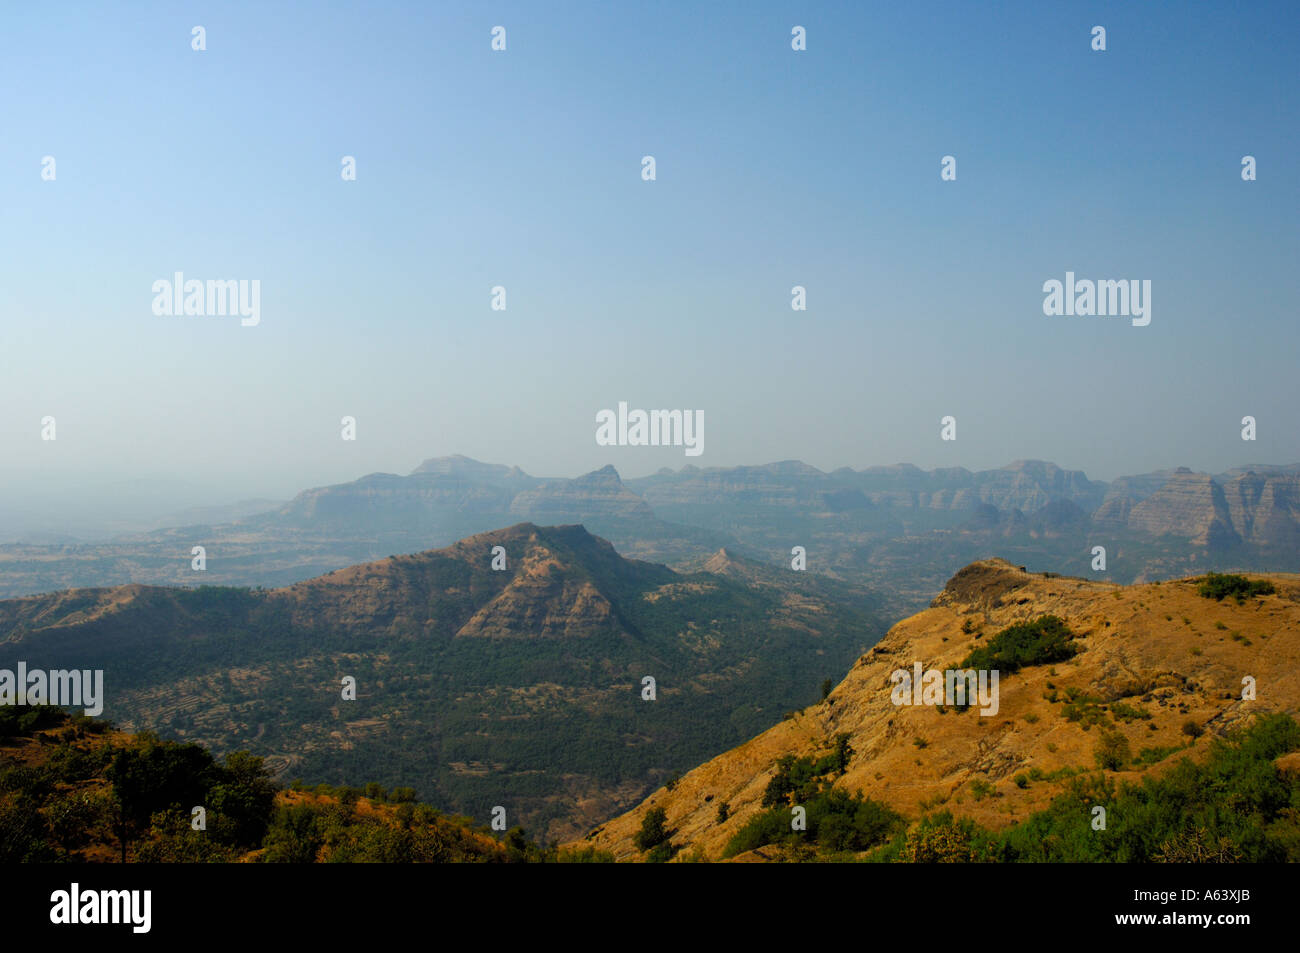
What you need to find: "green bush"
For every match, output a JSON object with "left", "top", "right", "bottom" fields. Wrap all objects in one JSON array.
[
  {"left": 762, "top": 736, "right": 853, "bottom": 808},
  {"left": 895, "top": 812, "right": 999, "bottom": 863},
  {"left": 555, "top": 846, "right": 614, "bottom": 863},
  {"left": 634, "top": 806, "right": 670, "bottom": 852},
  {"left": 723, "top": 788, "right": 903, "bottom": 858},
  {"left": 1110, "top": 702, "right": 1150, "bottom": 723},
  {"left": 1095, "top": 729, "right": 1132, "bottom": 771},
  {"left": 645, "top": 841, "right": 677, "bottom": 863},
  {"left": 960, "top": 615, "right": 1077, "bottom": 674},
  {"left": 1198, "top": 573, "right": 1275, "bottom": 603},
  {"left": 999, "top": 714, "right": 1300, "bottom": 862}
]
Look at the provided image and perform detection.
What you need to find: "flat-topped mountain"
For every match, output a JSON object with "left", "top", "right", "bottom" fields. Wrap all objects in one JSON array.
[
  {"left": 630, "top": 459, "right": 1105, "bottom": 513},
  {"left": 0, "top": 523, "right": 885, "bottom": 842},
  {"left": 576, "top": 560, "right": 1300, "bottom": 861}
]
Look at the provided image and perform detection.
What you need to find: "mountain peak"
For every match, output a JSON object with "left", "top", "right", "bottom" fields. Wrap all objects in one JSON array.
[
  {"left": 509, "top": 466, "right": 652, "bottom": 520},
  {"left": 578, "top": 464, "right": 623, "bottom": 483},
  {"left": 702, "top": 547, "right": 740, "bottom": 574},
  {"left": 410, "top": 455, "right": 532, "bottom": 482},
  {"left": 930, "top": 558, "right": 1035, "bottom": 609}
]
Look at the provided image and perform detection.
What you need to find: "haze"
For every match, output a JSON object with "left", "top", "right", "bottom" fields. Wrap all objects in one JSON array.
[{"left": 2, "top": 1, "right": 1296, "bottom": 535}]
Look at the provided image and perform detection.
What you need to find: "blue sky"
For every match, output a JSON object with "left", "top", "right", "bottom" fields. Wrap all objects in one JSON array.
[{"left": 1, "top": 0, "right": 1296, "bottom": 525}]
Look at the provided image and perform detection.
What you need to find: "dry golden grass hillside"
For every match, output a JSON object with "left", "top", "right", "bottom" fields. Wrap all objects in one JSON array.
[{"left": 575, "top": 559, "right": 1300, "bottom": 861}]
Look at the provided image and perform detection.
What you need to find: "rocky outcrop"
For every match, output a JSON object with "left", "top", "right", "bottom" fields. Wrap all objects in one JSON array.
[
  {"left": 509, "top": 465, "right": 654, "bottom": 520},
  {"left": 1093, "top": 469, "right": 1180, "bottom": 525},
  {"left": 1126, "top": 469, "right": 1239, "bottom": 546},
  {"left": 1221, "top": 472, "right": 1300, "bottom": 550}
]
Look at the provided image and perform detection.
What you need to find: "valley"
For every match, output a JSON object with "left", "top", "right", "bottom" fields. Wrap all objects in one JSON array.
[{"left": 0, "top": 522, "right": 884, "bottom": 842}]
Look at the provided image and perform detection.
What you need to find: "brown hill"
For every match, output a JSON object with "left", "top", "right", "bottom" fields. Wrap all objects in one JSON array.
[{"left": 575, "top": 559, "right": 1300, "bottom": 861}]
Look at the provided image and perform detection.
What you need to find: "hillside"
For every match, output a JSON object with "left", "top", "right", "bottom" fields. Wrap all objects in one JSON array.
[
  {"left": 0, "top": 523, "right": 884, "bottom": 842},
  {"left": 576, "top": 560, "right": 1300, "bottom": 861}
]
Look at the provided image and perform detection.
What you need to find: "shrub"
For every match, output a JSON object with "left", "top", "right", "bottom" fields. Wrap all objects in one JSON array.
[
  {"left": 897, "top": 812, "right": 996, "bottom": 863},
  {"left": 969, "top": 778, "right": 995, "bottom": 801},
  {"left": 556, "top": 846, "right": 615, "bottom": 863},
  {"left": 634, "top": 807, "right": 670, "bottom": 852},
  {"left": 1198, "top": 573, "right": 1275, "bottom": 603},
  {"left": 1136, "top": 745, "right": 1181, "bottom": 765},
  {"left": 645, "top": 842, "right": 677, "bottom": 863},
  {"left": 722, "top": 789, "right": 903, "bottom": 858},
  {"left": 763, "top": 736, "right": 853, "bottom": 807},
  {"left": 1063, "top": 693, "right": 1108, "bottom": 728},
  {"left": 960, "top": 615, "right": 1077, "bottom": 674},
  {"left": 1095, "top": 729, "right": 1132, "bottom": 771},
  {"left": 1110, "top": 702, "right": 1150, "bottom": 723},
  {"left": 999, "top": 714, "right": 1300, "bottom": 862}
]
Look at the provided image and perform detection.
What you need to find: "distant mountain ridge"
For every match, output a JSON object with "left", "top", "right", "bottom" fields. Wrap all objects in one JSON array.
[{"left": 1, "top": 455, "right": 1298, "bottom": 607}]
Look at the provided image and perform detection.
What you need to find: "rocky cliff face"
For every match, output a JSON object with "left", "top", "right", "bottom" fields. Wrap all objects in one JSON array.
[
  {"left": 1125, "top": 469, "right": 1239, "bottom": 546},
  {"left": 1221, "top": 472, "right": 1300, "bottom": 550},
  {"left": 630, "top": 461, "right": 829, "bottom": 508},
  {"left": 271, "top": 471, "right": 519, "bottom": 529},
  {"left": 968, "top": 460, "right": 1108, "bottom": 514},
  {"left": 1092, "top": 469, "right": 1180, "bottom": 525},
  {"left": 633, "top": 459, "right": 1105, "bottom": 514}
]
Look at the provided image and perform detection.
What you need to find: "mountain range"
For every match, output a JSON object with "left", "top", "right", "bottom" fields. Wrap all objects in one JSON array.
[{"left": 3, "top": 455, "right": 1296, "bottom": 619}]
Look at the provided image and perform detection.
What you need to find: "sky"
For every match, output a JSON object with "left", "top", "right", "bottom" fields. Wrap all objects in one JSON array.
[{"left": 1, "top": 0, "right": 1297, "bottom": 533}]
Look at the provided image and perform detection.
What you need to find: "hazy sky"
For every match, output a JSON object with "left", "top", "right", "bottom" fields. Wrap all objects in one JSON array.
[{"left": 2, "top": 1, "right": 1297, "bottom": 525}]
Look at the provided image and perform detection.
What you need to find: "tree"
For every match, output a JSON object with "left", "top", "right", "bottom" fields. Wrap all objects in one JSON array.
[
  {"left": 208, "top": 751, "right": 276, "bottom": 846},
  {"left": 106, "top": 735, "right": 221, "bottom": 861},
  {"left": 634, "top": 807, "right": 670, "bottom": 852},
  {"left": 1094, "top": 729, "right": 1132, "bottom": 771},
  {"left": 261, "top": 804, "right": 324, "bottom": 863}
]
